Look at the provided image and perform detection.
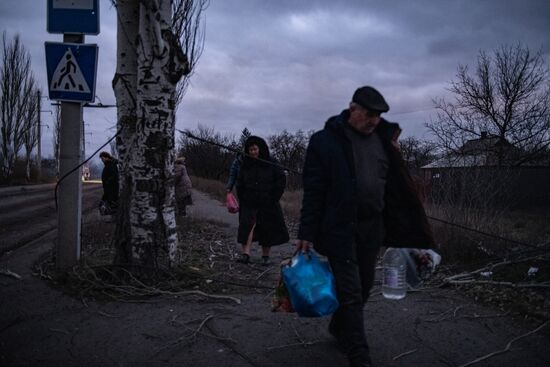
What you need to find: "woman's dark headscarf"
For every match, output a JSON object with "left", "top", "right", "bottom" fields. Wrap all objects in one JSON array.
[{"left": 243, "top": 136, "right": 270, "bottom": 163}]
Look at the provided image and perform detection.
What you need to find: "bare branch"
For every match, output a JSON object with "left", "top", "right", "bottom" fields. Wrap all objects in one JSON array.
[
  {"left": 458, "top": 319, "right": 550, "bottom": 367},
  {"left": 426, "top": 43, "right": 550, "bottom": 166}
]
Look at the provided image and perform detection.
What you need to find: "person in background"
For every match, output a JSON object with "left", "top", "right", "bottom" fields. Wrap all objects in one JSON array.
[
  {"left": 174, "top": 156, "right": 193, "bottom": 216},
  {"left": 236, "top": 136, "right": 289, "bottom": 266},
  {"left": 99, "top": 151, "right": 119, "bottom": 215},
  {"left": 295, "top": 86, "right": 434, "bottom": 367}
]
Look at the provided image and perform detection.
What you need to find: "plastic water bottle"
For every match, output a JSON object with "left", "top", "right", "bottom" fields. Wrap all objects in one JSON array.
[{"left": 382, "top": 248, "right": 407, "bottom": 300}]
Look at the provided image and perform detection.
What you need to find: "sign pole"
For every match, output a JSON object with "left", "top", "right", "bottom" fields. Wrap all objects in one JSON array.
[
  {"left": 46, "top": 0, "right": 99, "bottom": 269},
  {"left": 56, "top": 33, "right": 84, "bottom": 269}
]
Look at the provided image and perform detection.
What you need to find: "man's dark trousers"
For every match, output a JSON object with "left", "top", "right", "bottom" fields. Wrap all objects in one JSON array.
[{"left": 328, "top": 214, "right": 383, "bottom": 365}]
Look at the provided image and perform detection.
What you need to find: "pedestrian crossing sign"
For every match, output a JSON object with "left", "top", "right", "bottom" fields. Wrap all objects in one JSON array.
[{"left": 45, "top": 42, "right": 98, "bottom": 102}]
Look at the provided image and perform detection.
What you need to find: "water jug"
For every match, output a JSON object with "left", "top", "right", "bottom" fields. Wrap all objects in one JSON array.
[{"left": 382, "top": 247, "right": 406, "bottom": 300}]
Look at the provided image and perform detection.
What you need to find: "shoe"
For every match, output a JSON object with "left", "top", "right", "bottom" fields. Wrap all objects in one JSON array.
[
  {"left": 236, "top": 253, "right": 250, "bottom": 264},
  {"left": 261, "top": 256, "right": 271, "bottom": 266}
]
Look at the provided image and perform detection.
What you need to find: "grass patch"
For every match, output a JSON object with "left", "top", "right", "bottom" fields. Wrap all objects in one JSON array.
[
  {"left": 35, "top": 215, "right": 279, "bottom": 302},
  {"left": 190, "top": 175, "right": 227, "bottom": 202}
]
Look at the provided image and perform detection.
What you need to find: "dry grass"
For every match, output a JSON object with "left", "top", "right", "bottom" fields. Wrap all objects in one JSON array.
[
  {"left": 425, "top": 203, "right": 550, "bottom": 319},
  {"left": 190, "top": 175, "right": 227, "bottom": 202},
  {"left": 280, "top": 190, "right": 303, "bottom": 221},
  {"left": 426, "top": 204, "right": 550, "bottom": 267},
  {"left": 35, "top": 214, "right": 281, "bottom": 302},
  {"left": 190, "top": 174, "right": 549, "bottom": 269}
]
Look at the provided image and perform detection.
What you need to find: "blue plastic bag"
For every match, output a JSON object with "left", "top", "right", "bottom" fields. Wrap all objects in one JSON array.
[{"left": 282, "top": 251, "right": 339, "bottom": 317}]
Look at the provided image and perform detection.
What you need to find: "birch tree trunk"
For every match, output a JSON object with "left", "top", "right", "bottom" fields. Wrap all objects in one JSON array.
[
  {"left": 113, "top": 0, "right": 188, "bottom": 268},
  {"left": 132, "top": 0, "right": 188, "bottom": 266},
  {"left": 112, "top": 0, "right": 139, "bottom": 264}
]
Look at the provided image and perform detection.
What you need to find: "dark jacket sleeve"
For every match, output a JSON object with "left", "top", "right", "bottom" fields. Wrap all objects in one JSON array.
[
  {"left": 298, "top": 133, "right": 328, "bottom": 243},
  {"left": 225, "top": 156, "right": 241, "bottom": 190}
]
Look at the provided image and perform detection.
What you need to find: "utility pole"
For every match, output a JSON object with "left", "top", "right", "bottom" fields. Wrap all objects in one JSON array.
[
  {"left": 36, "top": 90, "right": 42, "bottom": 182},
  {"left": 56, "top": 32, "right": 84, "bottom": 269},
  {"left": 82, "top": 121, "right": 85, "bottom": 166}
]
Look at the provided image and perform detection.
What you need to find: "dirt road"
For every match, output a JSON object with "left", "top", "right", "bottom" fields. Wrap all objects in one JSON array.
[{"left": 0, "top": 188, "right": 549, "bottom": 367}]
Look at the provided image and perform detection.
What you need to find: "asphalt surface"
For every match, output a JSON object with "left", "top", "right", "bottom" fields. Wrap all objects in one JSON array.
[{"left": 0, "top": 182, "right": 102, "bottom": 255}]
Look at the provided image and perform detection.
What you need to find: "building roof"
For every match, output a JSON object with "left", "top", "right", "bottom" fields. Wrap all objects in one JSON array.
[
  {"left": 459, "top": 133, "right": 513, "bottom": 155},
  {"left": 421, "top": 133, "right": 522, "bottom": 169},
  {"left": 421, "top": 154, "right": 489, "bottom": 168}
]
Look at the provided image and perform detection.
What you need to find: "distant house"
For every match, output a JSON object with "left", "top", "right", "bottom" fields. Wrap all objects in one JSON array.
[
  {"left": 420, "top": 133, "right": 550, "bottom": 209},
  {"left": 423, "top": 132, "right": 522, "bottom": 169}
]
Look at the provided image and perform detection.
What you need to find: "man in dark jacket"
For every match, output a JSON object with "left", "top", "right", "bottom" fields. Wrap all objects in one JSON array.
[{"left": 296, "top": 86, "right": 434, "bottom": 367}]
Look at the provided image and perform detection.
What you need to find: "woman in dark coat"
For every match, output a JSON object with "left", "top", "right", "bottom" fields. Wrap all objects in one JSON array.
[{"left": 236, "top": 136, "right": 289, "bottom": 265}]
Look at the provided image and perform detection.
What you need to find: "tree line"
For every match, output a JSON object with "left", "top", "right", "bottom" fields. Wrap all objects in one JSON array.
[
  {"left": 0, "top": 32, "right": 41, "bottom": 183},
  {"left": 177, "top": 125, "right": 313, "bottom": 190}
]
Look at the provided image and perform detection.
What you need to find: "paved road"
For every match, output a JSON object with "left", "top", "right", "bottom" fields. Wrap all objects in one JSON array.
[
  {"left": 0, "top": 187, "right": 549, "bottom": 367},
  {"left": 0, "top": 182, "right": 102, "bottom": 255}
]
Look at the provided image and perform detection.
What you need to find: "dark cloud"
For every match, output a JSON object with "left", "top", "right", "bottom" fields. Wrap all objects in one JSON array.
[{"left": 0, "top": 0, "right": 548, "bottom": 156}]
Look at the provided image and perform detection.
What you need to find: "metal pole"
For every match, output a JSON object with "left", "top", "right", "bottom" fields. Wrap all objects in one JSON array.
[
  {"left": 57, "top": 33, "right": 84, "bottom": 269},
  {"left": 36, "top": 90, "right": 42, "bottom": 182},
  {"left": 82, "top": 121, "right": 85, "bottom": 163}
]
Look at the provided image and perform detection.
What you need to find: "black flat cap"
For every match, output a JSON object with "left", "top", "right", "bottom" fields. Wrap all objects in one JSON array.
[{"left": 352, "top": 86, "right": 389, "bottom": 113}]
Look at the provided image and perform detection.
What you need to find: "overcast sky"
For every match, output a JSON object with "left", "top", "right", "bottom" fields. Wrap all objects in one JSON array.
[{"left": 0, "top": 0, "right": 549, "bottom": 158}]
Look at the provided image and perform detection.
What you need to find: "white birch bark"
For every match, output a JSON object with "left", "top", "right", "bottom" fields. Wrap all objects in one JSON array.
[
  {"left": 113, "top": 0, "right": 188, "bottom": 267},
  {"left": 131, "top": 0, "right": 188, "bottom": 265},
  {"left": 113, "top": 0, "right": 139, "bottom": 264}
]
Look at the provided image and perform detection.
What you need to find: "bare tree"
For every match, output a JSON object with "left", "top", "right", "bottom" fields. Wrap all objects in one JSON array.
[
  {"left": 172, "top": 0, "right": 208, "bottom": 106},
  {"left": 239, "top": 127, "right": 251, "bottom": 147},
  {"left": 268, "top": 129, "right": 310, "bottom": 189},
  {"left": 112, "top": 0, "right": 204, "bottom": 269},
  {"left": 0, "top": 32, "right": 36, "bottom": 182},
  {"left": 22, "top": 86, "right": 40, "bottom": 181},
  {"left": 178, "top": 124, "right": 237, "bottom": 180},
  {"left": 427, "top": 44, "right": 550, "bottom": 166},
  {"left": 399, "top": 137, "right": 437, "bottom": 172}
]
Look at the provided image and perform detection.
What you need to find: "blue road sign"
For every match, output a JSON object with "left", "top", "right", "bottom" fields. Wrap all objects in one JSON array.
[
  {"left": 47, "top": 0, "right": 100, "bottom": 35},
  {"left": 45, "top": 42, "right": 98, "bottom": 103}
]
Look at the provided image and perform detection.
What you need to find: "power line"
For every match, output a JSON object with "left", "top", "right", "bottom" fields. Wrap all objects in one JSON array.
[
  {"left": 427, "top": 216, "right": 538, "bottom": 249},
  {"left": 178, "top": 129, "right": 302, "bottom": 175}
]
